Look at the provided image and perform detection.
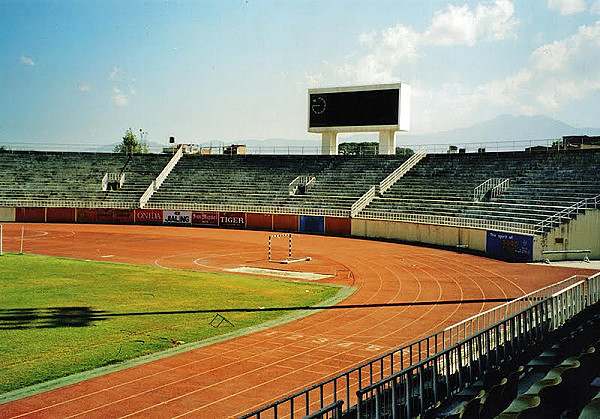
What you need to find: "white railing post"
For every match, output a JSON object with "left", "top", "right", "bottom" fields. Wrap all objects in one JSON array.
[
  {"left": 379, "top": 147, "right": 427, "bottom": 194},
  {"left": 534, "top": 193, "right": 600, "bottom": 234},
  {"left": 473, "top": 178, "right": 509, "bottom": 201},
  {"left": 351, "top": 186, "right": 376, "bottom": 218},
  {"left": 139, "top": 146, "right": 183, "bottom": 208},
  {"left": 101, "top": 173, "right": 109, "bottom": 191}
]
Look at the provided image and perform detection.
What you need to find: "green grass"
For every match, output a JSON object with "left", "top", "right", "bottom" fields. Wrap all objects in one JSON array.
[{"left": 0, "top": 253, "right": 341, "bottom": 394}]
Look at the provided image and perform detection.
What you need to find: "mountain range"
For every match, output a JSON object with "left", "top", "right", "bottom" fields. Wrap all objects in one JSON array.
[{"left": 3, "top": 114, "right": 599, "bottom": 152}]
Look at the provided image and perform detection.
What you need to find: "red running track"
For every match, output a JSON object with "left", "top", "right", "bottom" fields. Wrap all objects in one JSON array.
[{"left": 0, "top": 223, "right": 595, "bottom": 418}]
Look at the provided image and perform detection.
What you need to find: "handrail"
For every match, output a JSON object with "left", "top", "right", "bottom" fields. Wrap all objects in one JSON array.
[
  {"left": 444, "top": 274, "right": 586, "bottom": 345},
  {"left": 140, "top": 146, "right": 183, "bottom": 208},
  {"left": 0, "top": 199, "right": 139, "bottom": 209},
  {"left": 473, "top": 178, "right": 509, "bottom": 201},
  {"left": 350, "top": 186, "right": 376, "bottom": 218},
  {"left": 354, "top": 275, "right": 594, "bottom": 419},
  {"left": 144, "top": 202, "right": 351, "bottom": 218},
  {"left": 356, "top": 209, "right": 537, "bottom": 235},
  {"left": 288, "top": 175, "right": 315, "bottom": 195},
  {"left": 240, "top": 273, "right": 593, "bottom": 419},
  {"left": 533, "top": 193, "right": 600, "bottom": 233},
  {"left": 379, "top": 146, "right": 427, "bottom": 194},
  {"left": 491, "top": 178, "right": 509, "bottom": 198}
]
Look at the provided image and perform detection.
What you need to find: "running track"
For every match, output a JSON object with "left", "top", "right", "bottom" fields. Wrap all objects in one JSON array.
[{"left": 0, "top": 223, "right": 595, "bottom": 418}]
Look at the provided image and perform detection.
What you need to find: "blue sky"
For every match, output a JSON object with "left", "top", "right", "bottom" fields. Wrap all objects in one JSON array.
[{"left": 1, "top": 0, "right": 600, "bottom": 147}]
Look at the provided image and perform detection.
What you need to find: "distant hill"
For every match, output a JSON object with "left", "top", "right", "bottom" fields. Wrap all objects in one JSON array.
[
  {"left": 2, "top": 114, "right": 598, "bottom": 153},
  {"left": 402, "top": 114, "right": 600, "bottom": 144}
]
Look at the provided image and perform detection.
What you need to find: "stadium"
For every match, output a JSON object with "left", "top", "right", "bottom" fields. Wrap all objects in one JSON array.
[{"left": 0, "top": 84, "right": 599, "bottom": 419}]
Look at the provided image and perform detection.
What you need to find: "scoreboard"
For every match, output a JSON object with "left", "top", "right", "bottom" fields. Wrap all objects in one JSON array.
[{"left": 308, "top": 83, "right": 410, "bottom": 133}]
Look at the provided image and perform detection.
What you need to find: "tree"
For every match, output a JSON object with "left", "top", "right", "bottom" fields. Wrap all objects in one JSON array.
[
  {"left": 114, "top": 128, "right": 149, "bottom": 154},
  {"left": 338, "top": 142, "right": 378, "bottom": 155}
]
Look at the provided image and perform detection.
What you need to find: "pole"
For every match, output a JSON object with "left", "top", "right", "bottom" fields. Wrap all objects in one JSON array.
[
  {"left": 0, "top": 224, "right": 3, "bottom": 256},
  {"left": 20, "top": 226, "right": 24, "bottom": 254}
]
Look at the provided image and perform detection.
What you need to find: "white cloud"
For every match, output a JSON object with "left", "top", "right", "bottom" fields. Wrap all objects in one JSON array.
[
  {"left": 358, "top": 30, "right": 376, "bottom": 46},
  {"left": 448, "top": 20, "right": 600, "bottom": 118},
  {"left": 325, "top": 0, "right": 518, "bottom": 84},
  {"left": 591, "top": 1, "right": 600, "bottom": 14},
  {"left": 109, "top": 66, "right": 121, "bottom": 81},
  {"left": 77, "top": 83, "right": 91, "bottom": 92},
  {"left": 19, "top": 55, "right": 35, "bottom": 66},
  {"left": 547, "top": 0, "right": 586, "bottom": 15},
  {"left": 423, "top": 0, "right": 517, "bottom": 46},
  {"left": 112, "top": 88, "right": 128, "bottom": 106}
]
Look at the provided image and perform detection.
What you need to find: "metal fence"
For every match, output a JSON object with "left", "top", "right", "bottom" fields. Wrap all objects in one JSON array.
[
  {"left": 354, "top": 273, "right": 599, "bottom": 419},
  {"left": 355, "top": 210, "right": 537, "bottom": 236},
  {"left": 240, "top": 273, "right": 599, "bottom": 419}
]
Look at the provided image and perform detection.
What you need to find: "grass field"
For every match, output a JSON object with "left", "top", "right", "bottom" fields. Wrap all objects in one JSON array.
[{"left": 0, "top": 253, "right": 342, "bottom": 394}]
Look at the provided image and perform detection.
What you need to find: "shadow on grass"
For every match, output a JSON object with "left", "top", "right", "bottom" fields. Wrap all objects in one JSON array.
[
  {"left": 0, "top": 297, "right": 516, "bottom": 330},
  {"left": 0, "top": 307, "right": 108, "bottom": 330}
]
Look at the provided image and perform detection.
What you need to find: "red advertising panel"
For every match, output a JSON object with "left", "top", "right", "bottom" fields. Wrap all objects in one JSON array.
[
  {"left": 273, "top": 214, "right": 298, "bottom": 232},
  {"left": 219, "top": 212, "right": 246, "bottom": 228},
  {"left": 135, "top": 209, "right": 163, "bottom": 225},
  {"left": 77, "top": 208, "right": 98, "bottom": 223},
  {"left": 96, "top": 209, "right": 115, "bottom": 224},
  {"left": 246, "top": 213, "right": 273, "bottom": 230},
  {"left": 325, "top": 217, "right": 351, "bottom": 236},
  {"left": 114, "top": 209, "right": 135, "bottom": 224},
  {"left": 46, "top": 207, "right": 76, "bottom": 223},
  {"left": 15, "top": 207, "right": 45, "bottom": 222},
  {"left": 192, "top": 211, "right": 219, "bottom": 227}
]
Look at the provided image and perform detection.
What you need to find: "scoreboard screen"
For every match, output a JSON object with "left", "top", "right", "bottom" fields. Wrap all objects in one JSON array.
[{"left": 308, "top": 84, "right": 409, "bottom": 132}]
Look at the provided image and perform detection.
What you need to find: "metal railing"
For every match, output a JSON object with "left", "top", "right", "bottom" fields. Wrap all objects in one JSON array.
[
  {"left": 101, "top": 172, "right": 125, "bottom": 191},
  {"left": 379, "top": 147, "right": 427, "bottom": 194},
  {"left": 288, "top": 176, "right": 316, "bottom": 195},
  {"left": 473, "top": 178, "right": 509, "bottom": 201},
  {"left": 354, "top": 273, "right": 599, "bottom": 419},
  {"left": 355, "top": 210, "right": 537, "bottom": 235},
  {"left": 239, "top": 274, "right": 593, "bottom": 419},
  {"left": 0, "top": 136, "right": 571, "bottom": 155},
  {"left": 140, "top": 146, "right": 183, "bottom": 208},
  {"left": 533, "top": 193, "right": 600, "bottom": 234},
  {"left": 0, "top": 199, "right": 138, "bottom": 209},
  {"left": 443, "top": 275, "right": 586, "bottom": 346},
  {"left": 350, "top": 186, "right": 376, "bottom": 218},
  {"left": 143, "top": 202, "right": 351, "bottom": 218},
  {"left": 490, "top": 178, "right": 510, "bottom": 199}
]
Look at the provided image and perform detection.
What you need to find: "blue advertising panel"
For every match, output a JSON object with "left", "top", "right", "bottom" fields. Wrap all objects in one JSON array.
[
  {"left": 486, "top": 231, "right": 534, "bottom": 262},
  {"left": 299, "top": 215, "right": 325, "bottom": 233}
]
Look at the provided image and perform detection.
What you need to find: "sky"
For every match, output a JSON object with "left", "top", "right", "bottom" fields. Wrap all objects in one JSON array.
[{"left": 1, "top": 0, "right": 600, "bottom": 148}]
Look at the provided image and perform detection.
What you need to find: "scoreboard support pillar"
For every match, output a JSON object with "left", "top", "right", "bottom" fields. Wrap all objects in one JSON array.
[
  {"left": 378, "top": 130, "right": 396, "bottom": 155},
  {"left": 321, "top": 132, "right": 338, "bottom": 155}
]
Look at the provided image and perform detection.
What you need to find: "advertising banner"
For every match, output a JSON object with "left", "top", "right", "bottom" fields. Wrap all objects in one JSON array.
[
  {"left": 486, "top": 230, "right": 534, "bottom": 262},
  {"left": 246, "top": 213, "right": 273, "bottom": 230},
  {"left": 325, "top": 217, "right": 351, "bottom": 236},
  {"left": 46, "top": 207, "right": 76, "bottom": 223},
  {"left": 163, "top": 210, "right": 192, "bottom": 225},
  {"left": 219, "top": 212, "right": 245, "bottom": 228},
  {"left": 135, "top": 209, "right": 163, "bottom": 225},
  {"left": 273, "top": 214, "right": 298, "bottom": 232},
  {"left": 77, "top": 208, "right": 98, "bottom": 223},
  {"left": 113, "top": 209, "right": 135, "bottom": 224},
  {"left": 96, "top": 209, "right": 115, "bottom": 223},
  {"left": 299, "top": 215, "right": 325, "bottom": 233},
  {"left": 192, "top": 211, "right": 219, "bottom": 227},
  {"left": 15, "top": 207, "right": 45, "bottom": 222}
]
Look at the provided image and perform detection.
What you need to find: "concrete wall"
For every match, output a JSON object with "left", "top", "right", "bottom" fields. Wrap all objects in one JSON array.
[
  {"left": 535, "top": 209, "right": 600, "bottom": 260},
  {"left": 351, "top": 218, "right": 487, "bottom": 252},
  {"left": 0, "top": 207, "right": 15, "bottom": 222}
]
